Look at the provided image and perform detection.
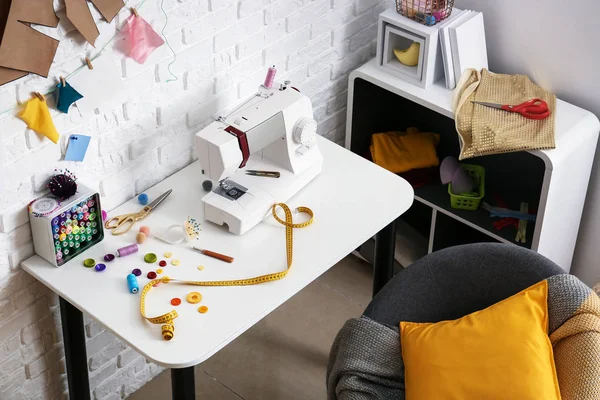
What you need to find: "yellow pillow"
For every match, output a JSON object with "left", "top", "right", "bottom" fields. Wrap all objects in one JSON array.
[{"left": 400, "top": 280, "right": 561, "bottom": 400}]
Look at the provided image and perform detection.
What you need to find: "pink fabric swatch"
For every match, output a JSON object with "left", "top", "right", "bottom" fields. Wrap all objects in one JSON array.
[{"left": 121, "top": 15, "right": 165, "bottom": 64}]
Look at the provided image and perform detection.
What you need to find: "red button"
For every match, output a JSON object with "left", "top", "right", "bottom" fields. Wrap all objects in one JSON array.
[
  {"left": 159, "top": 260, "right": 167, "bottom": 267},
  {"left": 147, "top": 271, "right": 157, "bottom": 279},
  {"left": 171, "top": 298, "right": 181, "bottom": 306}
]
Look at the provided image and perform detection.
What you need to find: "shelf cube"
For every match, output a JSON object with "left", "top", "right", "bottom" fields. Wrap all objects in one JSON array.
[{"left": 376, "top": 9, "right": 444, "bottom": 88}]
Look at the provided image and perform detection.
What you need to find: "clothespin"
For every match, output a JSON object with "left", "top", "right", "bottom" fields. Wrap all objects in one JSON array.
[
  {"left": 60, "top": 76, "right": 66, "bottom": 87},
  {"left": 85, "top": 57, "right": 94, "bottom": 70},
  {"left": 131, "top": 7, "right": 139, "bottom": 17},
  {"left": 33, "top": 92, "right": 44, "bottom": 101}
]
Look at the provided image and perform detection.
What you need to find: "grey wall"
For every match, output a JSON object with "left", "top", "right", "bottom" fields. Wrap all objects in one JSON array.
[{"left": 454, "top": 0, "right": 600, "bottom": 286}]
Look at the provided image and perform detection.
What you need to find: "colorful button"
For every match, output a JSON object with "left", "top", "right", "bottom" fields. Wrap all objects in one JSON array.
[
  {"left": 164, "top": 252, "right": 172, "bottom": 258},
  {"left": 104, "top": 254, "right": 115, "bottom": 262},
  {"left": 197, "top": 265, "right": 204, "bottom": 271},
  {"left": 132, "top": 268, "right": 142, "bottom": 276},
  {"left": 156, "top": 269, "right": 163, "bottom": 274},
  {"left": 170, "top": 298, "right": 181, "bottom": 306},
  {"left": 186, "top": 292, "right": 202, "bottom": 304},
  {"left": 198, "top": 306, "right": 208, "bottom": 314},
  {"left": 95, "top": 263, "right": 106, "bottom": 272},
  {"left": 171, "top": 259, "right": 180, "bottom": 266},
  {"left": 83, "top": 259, "right": 96, "bottom": 268},
  {"left": 144, "top": 253, "right": 157, "bottom": 263},
  {"left": 159, "top": 260, "right": 167, "bottom": 267},
  {"left": 147, "top": 271, "right": 157, "bottom": 279}
]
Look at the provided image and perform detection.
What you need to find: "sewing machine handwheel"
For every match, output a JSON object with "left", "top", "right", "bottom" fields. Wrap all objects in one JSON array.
[{"left": 293, "top": 118, "right": 317, "bottom": 146}]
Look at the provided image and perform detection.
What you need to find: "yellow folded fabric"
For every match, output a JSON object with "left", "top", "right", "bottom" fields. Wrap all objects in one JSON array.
[
  {"left": 18, "top": 96, "right": 60, "bottom": 144},
  {"left": 400, "top": 280, "right": 561, "bottom": 400},
  {"left": 370, "top": 127, "right": 440, "bottom": 174}
]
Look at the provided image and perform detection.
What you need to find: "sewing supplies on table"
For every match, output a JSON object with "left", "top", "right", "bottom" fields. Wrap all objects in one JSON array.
[
  {"left": 156, "top": 217, "right": 234, "bottom": 263},
  {"left": 105, "top": 189, "right": 172, "bottom": 235},
  {"left": 140, "top": 203, "right": 314, "bottom": 341},
  {"left": 195, "top": 77, "right": 322, "bottom": 234},
  {"left": 471, "top": 98, "right": 551, "bottom": 120},
  {"left": 29, "top": 182, "right": 104, "bottom": 267},
  {"left": 127, "top": 274, "right": 139, "bottom": 293},
  {"left": 117, "top": 244, "right": 139, "bottom": 257},
  {"left": 245, "top": 170, "right": 281, "bottom": 178}
]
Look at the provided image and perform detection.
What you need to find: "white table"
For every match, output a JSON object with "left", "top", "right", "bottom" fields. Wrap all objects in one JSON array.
[{"left": 21, "top": 136, "right": 413, "bottom": 400}]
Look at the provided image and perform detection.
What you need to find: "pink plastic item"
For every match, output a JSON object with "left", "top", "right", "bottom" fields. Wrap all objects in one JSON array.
[{"left": 121, "top": 15, "right": 165, "bottom": 64}]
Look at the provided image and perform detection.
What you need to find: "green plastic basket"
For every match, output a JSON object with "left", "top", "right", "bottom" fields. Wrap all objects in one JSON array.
[{"left": 448, "top": 164, "right": 485, "bottom": 211}]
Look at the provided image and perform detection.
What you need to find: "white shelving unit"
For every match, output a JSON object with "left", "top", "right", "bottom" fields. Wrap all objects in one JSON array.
[{"left": 346, "top": 60, "right": 600, "bottom": 272}]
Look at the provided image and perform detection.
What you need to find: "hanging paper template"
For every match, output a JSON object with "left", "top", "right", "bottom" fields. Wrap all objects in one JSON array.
[
  {"left": 0, "top": 0, "right": 60, "bottom": 86},
  {"left": 18, "top": 95, "right": 60, "bottom": 144},
  {"left": 68, "top": 56, "right": 122, "bottom": 118},
  {"left": 55, "top": 82, "right": 84, "bottom": 113},
  {"left": 65, "top": 0, "right": 124, "bottom": 45},
  {"left": 121, "top": 14, "right": 165, "bottom": 64},
  {"left": 65, "top": 134, "right": 91, "bottom": 161}
]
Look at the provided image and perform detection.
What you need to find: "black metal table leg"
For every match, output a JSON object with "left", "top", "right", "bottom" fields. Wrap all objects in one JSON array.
[
  {"left": 373, "top": 220, "right": 396, "bottom": 297},
  {"left": 172, "top": 367, "right": 195, "bottom": 400},
  {"left": 60, "top": 297, "right": 91, "bottom": 400}
]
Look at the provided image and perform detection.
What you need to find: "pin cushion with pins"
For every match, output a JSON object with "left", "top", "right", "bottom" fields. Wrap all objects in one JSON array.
[{"left": 28, "top": 173, "right": 105, "bottom": 267}]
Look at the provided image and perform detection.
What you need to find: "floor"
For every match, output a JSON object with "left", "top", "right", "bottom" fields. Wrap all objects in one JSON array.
[{"left": 129, "top": 255, "right": 373, "bottom": 400}]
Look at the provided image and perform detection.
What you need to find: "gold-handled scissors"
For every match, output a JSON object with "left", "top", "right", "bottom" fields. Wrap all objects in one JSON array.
[{"left": 105, "top": 189, "right": 173, "bottom": 235}]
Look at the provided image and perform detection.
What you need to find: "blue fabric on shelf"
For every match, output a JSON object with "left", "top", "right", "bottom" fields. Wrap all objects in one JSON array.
[{"left": 55, "top": 82, "right": 84, "bottom": 113}]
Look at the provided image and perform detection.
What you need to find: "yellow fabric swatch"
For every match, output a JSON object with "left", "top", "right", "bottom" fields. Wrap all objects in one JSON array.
[
  {"left": 400, "top": 280, "right": 561, "bottom": 400},
  {"left": 370, "top": 127, "right": 440, "bottom": 174},
  {"left": 18, "top": 96, "right": 60, "bottom": 144}
]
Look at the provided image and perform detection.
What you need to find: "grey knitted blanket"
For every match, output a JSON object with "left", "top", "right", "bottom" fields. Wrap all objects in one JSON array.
[
  {"left": 326, "top": 316, "right": 404, "bottom": 400},
  {"left": 327, "top": 274, "right": 600, "bottom": 400}
]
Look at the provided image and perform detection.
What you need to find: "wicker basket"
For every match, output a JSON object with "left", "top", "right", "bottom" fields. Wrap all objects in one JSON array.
[
  {"left": 448, "top": 164, "right": 485, "bottom": 211},
  {"left": 396, "top": 0, "right": 454, "bottom": 26}
]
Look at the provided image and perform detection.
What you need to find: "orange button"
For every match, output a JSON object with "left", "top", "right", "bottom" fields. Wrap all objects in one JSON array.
[
  {"left": 171, "top": 298, "right": 181, "bottom": 306},
  {"left": 198, "top": 305, "right": 208, "bottom": 313}
]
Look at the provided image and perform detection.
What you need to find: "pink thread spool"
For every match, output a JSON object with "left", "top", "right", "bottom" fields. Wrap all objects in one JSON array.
[
  {"left": 117, "top": 244, "right": 138, "bottom": 257},
  {"left": 263, "top": 66, "right": 276, "bottom": 88}
]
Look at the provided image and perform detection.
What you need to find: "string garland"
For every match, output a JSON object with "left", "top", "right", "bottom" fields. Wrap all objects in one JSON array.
[{"left": 0, "top": 0, "right": 178, "bottom": 117}]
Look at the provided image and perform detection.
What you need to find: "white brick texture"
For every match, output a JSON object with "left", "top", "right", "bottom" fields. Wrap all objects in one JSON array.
[{"left": 0, "top": 0, "right": 385, "bottom": 398}]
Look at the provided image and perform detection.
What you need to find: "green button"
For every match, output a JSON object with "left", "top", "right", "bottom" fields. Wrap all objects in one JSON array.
[
  {"left": 144, "top": 253, "right": 157, "bottom": 263},
  {"left": 83, "top": 258, "right": 96, "bottom": 268}
]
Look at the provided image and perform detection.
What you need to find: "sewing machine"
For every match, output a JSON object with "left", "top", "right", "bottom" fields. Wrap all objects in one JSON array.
[{"left": 195, "top": 83, "right": 323, "bottom": 234}]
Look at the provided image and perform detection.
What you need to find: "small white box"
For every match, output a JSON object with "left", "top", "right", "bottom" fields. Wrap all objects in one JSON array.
[
  {"left": 28, "top": 183, "right": 104, "bottom": 267},
  {"left": 376, "top": 9, "right": 444, "bottom": 88}
]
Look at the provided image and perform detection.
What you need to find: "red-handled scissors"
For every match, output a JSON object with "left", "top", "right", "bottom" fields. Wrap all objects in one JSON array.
[{"left": 471, "top": 98, "right": 551, "bottom": 120}]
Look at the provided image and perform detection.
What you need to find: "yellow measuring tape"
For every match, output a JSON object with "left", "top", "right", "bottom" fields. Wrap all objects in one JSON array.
[{"left": 140, "top": 203, "right": 314, "bottom": 340}]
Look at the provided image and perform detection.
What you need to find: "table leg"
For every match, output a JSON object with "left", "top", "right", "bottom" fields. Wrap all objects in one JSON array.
[
  {"left": 60, "top": 297, "right": 91, "bottom": 400},
  {"left": 373, "top": 220, "right": 396, "bottom": 297},
  {"left": 171, "top": 367, "right": 195, "bottom": 400}
]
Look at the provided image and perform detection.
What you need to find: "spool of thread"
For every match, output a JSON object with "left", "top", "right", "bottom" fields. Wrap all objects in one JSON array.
[
  {"left": 127, "top": 274, "right": 139, "bottom": 294},
  {"left": 117, "top": 244, "right": 138, "bottom": 257},
  {"left": 263, "top": 65, "right": 276, "bottom": 88}
]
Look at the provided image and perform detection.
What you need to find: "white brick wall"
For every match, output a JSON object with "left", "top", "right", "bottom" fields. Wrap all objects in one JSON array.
[{"left": 0, "top": 0, "right": 388, "bottom": 398}]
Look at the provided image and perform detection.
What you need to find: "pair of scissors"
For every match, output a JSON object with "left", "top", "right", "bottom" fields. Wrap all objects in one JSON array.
[
  {"left": 105, "top": 189, "right": 173, "bottom": 235},
  {"left": 471, "top": 98, "right": 551, "bottom": 120}
]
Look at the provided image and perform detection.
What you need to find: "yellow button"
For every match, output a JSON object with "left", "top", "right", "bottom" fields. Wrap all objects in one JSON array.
[
  {"left": 186, "top": 292, "right": 202, "bottom": 304},
  {"left": 164, "top": 252, "right": 172, "bottom": 258},
  {"left": 171, "top": 259, "right": 180, "bottom": 266},
  {"left": 156, "top": 269, "right": 163, "bottom": 274},
  {"left": 197, "top": 265, "right": 204, "bottom": 271},
  {"left": 198, "top": 305, "right": 208, "bottom": 314}
]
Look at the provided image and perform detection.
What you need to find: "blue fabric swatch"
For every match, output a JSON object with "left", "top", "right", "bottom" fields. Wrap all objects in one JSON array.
[
  {"left": 55, "top": 82, "right": 84, "bottom": 113},
  {"left": 65, "top": 135, "right": 91, "bottom": 162}
]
